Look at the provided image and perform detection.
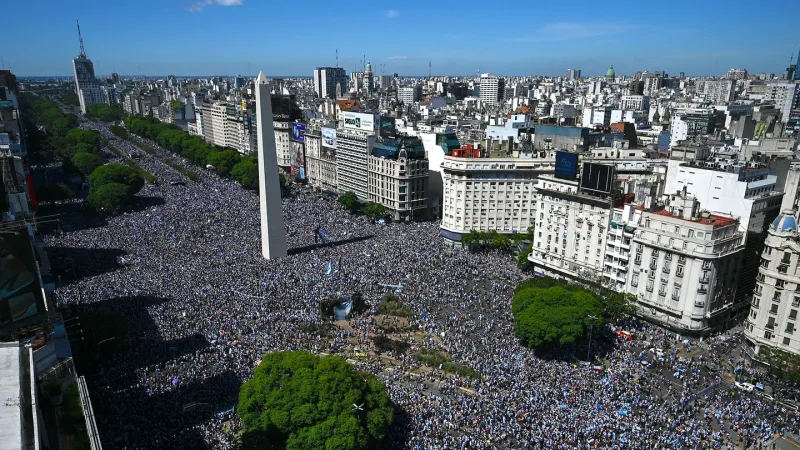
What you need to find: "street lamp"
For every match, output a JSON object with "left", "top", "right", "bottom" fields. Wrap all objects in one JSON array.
[{"left": 586, "top": 315, "right": 598, "bottom": 362}]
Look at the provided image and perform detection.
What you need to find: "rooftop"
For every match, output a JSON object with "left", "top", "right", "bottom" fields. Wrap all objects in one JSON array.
[
  {"left": 0, "top": 342, "right": 22, "bottom": 450},
  {"left": 649, "top": 208, "right": 738, "bottom": 228}
]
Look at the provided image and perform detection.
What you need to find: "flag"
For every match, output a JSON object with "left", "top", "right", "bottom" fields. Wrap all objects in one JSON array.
[{"left": 326, "top": 262, "right": 333, "bottom": 276}]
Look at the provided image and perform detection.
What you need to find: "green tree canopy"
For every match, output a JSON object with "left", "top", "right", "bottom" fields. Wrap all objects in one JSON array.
[
  {"left": 109, "top": 125, "right": 128, "bottom": 139},
  {"left": 238, "top": 351, "right": 394, "bottom": 450},
  {"left": 66, "top": 129, "right": 102, "bottom": 151},
  {"left": 57, "top": 90, "right": 80, "bottom": 107},
  {"left": 512, "top": 278, "right": 604, "bottom": 350},
  {"left": 85, "top": 103, "right": 125, "bottom": 122},
  {"left": 206, "top": 150, "right": 242, "bottom": 176},
  {"left": 232, "top": 159, "right": 259, "bottom": 190},
  {"left": 88, "top": 164, "right": 144, "bottom": 196},
  {"left": 338, "top": 191, "right": 360, "bottom": 213},
  {"left": 51, "top": 115, "right": 79, "bottom": 137},
  {"left": 361, "top": 203, "right": 386, "bottom": 219},
  {"left": 87, "top": 182, "right": 132, "bottom": 215},
  {"left": 71, "top": 152, "right": 104, "bottom": 176}
]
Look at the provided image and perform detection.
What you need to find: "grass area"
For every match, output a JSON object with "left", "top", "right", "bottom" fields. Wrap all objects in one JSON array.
[
  {"left": 376, "top": 294, "right": 414, "bottom": 318},
  {"left": 413, "top": 347, "right": 482, "bottom": 379}
]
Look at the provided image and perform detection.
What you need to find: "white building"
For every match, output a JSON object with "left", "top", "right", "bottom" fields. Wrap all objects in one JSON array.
[
  {"left": 304, "top": 127, "right": 337, "bottom": 192},
  {"left": 582, "top": 105, "right": 613, "bottom": 127},
  {"left": 702, "top": 79, "right": 736, "bottom": 104},
  {"left": 529, "top": 175, "right": 614, "bottom": 281},
  {"left": 336, "top": 112, "right": 377, "bottom": 199},
  {"left": 764, "top": 82, "right": 800, "bottom": 122},
  {"left": 745, "top": 210, "right": 800, "bottom": 361},
  {"left": 479, "top": 73, "right": 505, "bottom": 105},
  {"left": 440, "top": 155, "right": 538, "bottom": 242},
  {"left": 627, "top": 193, "right": 744, "bottom": 334},
  {"left": 620, "top": 95, "right": 650, "bottom": 112},
  {"left": 398, "top": 86, "right": 420, "bottom": 105},
  {"left": 664, "top": 160, "right": 783, "bottom": 234},
  {"left": 274, "top": 120, "right": 292, "bottom": 167}
]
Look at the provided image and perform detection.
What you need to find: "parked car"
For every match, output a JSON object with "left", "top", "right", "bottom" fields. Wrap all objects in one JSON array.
[{"left": 734, "top": 381, "right": 755, "bottom": 392}]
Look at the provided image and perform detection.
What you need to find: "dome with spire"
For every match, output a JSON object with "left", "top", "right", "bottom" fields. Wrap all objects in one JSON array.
[
  {"left": 771, "top": 209, "right": 798, "bottom": 233},
  {"left": 366, "top": 61, "right": 373, "bottom": 73},
  {"left": 605, "top": 65, "right": 616, "bottom": 79}
]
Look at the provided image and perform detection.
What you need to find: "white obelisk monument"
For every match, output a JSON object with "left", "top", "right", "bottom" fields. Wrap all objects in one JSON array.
[{"left": 255, "top": 71, "right": 288, "bottom": 259}]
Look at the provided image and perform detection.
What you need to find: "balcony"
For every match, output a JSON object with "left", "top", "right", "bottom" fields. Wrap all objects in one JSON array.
[{"left": 697, "top": 287, "right": 708, "bottom": 294}]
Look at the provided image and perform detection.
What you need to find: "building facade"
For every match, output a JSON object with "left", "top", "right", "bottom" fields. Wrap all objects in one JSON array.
[
  {"left": 439, "top": 155, "right": 538, "bottom": 242},
  {"left": 304, "top": 127, "right": 337, "bottom": 192},
  {"left": 368, "top": 136, "right": 428, "bottom": 221},
  {"left": 313, "top": 67, "right": 347, "bottom": 99},
  {"left": 529, "top": 175, "right": 614, "bottom": 281},
  {"left": 336, "top": 130, "right": 375, "bottom": 200},
  {"left": 745, "top": 211, "right": 800, "bottom": 362},
  {"left": 479, "top": 74, "right": 505, "bottom": 105}
]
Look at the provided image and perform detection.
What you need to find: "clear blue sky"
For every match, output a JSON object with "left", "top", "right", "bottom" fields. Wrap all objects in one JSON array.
[{"left": 4, "top": 0, "right": 799, "bottom": 77}]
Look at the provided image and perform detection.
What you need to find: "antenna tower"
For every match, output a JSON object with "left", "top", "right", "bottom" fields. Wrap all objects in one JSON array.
[
  {"left": 76, "top": 20, "right": 87, "bottom": 58},
  {"left": 429, "top": 61, "right": 432, "bottom": 79},
  {"left": 336, "top": 49, "right": 339, "bottom": 68}
]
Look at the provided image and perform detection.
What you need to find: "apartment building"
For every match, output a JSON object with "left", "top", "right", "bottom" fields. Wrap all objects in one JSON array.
[
  {"left": 628, "top": 193, "right": 744, "bottom": 333},
  {"left": 745, "top": 210, "right": 800, "bottom": 362},
  {"left": 529, "top": 175, "right": 615, "bottom": 281},
  {"left": 479, "top": 73, "right": 505, "bottom": 105},
  {"left": 368, "top": 136, "right": 428, "bottom": 221},
  {"left": 304, "top": 127, "right": 337, "bottom": 192},
  {"left": 439, "top": 154, "right": 538, "bottom": 242}
]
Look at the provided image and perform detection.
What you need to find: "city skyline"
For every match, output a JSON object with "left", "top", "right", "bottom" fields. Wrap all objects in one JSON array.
[{"left": 3, "top": 0, "right": 799, "bottom": 77}]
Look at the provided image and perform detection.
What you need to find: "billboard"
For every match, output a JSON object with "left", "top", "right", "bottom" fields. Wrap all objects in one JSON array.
[
  {"left": 580, "top": 162, "right": 615, "bottom": 195},
  {"left": 342, "top": 112, "right": 374, "bottom": 132},
  {"left": 241, "top": 100, "right": 247, "bottom": 111},
  {"left": 554, "top": 151, "right": 578, "bottom": 180},
  {"left": 290, "top": 141, "right": 306, "bottom": 181},
  {"left": 322, "top": 127, "right": 337, "bottom": 148},
  {"left": 291, "top": 123, "right": 306, "bottom": 143},
  {"left": 379, "top": 116, "right": 396, "bottom": 139},
  {"left": 0, "top": 228, "right": 46, "bottom": 325}
]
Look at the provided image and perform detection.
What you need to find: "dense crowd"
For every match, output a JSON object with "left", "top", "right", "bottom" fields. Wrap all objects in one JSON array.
[{"left": 42, "top": 119, "right": 799, "bottom": 449}]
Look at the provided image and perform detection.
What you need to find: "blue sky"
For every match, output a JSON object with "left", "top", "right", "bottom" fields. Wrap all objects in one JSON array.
[{"left": 4, "top": 0, "right": 799, "bottom": 77}]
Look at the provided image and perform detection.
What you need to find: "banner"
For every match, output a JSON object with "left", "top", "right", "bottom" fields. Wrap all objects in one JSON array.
[
  {"left": 322, "top": 127, "right": 337, "bottom": 148},
  {"left": 342, "top": 112, "right": 374, "bottom": 132}
]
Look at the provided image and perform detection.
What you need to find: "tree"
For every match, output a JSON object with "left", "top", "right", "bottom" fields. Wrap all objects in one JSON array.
[
  {"left": 109, "top": 125, "right": 128, "bottom": 139},
  {"left": 601, "top": 292, "right": 637, "bottom": 323},
  {"left": 652, "top": 110, "right": 660, "bottom": 123},
  {"left": 88, "top": 164, "right": 144, "bottom": 196},
  {"left": 232, "top": 159, "right": 259, "bottom": 190},
  {"left": 85, "top": 103, "right": 125, "bottom": 122},
  {"left": 57, "top": 90, "right": 80, "bottom": 107},
  {"left": 51, "top": 115, "right": 79, "bottom": 137},
  {"left": 512, "top": 278, "right": 604, "bottom": 351},
  {"left": 517, "top": 247, "right": 533, "bottom": 270},
  {"left": 71, "top": 152, "right": 104, "bottom": 176},
  {"left": 206, "top": 150, "right": 242, "bottom": 176},
  {"left": 66, "top": 129, "right": 102, "bottom": 151},
  {"left": 87, "top": 182, "right": 132, "bottom": 215},
  {"left": 663, "top": 109, "right": 671, "bottom": 122},
  {"left": 362, "top": 203, "right": 386, "bottom": 220},
  {"left": 338, "top": 191, "right": 360, "bottom": 213},
  {"left": 238, "top": 351, "right": 394, "bottom": 450}
]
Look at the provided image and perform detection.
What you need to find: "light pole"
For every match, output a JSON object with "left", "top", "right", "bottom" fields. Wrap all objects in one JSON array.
[{"left": 586, "top": 315, "right": 598, "bottom": 362}]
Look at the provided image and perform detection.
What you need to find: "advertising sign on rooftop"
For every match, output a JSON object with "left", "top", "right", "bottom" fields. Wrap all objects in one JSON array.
[
  {"left": 291, "top": 123, "right": 306, "bottom": 143},
  {"left": 342, "top": 112, "right": 374, "bottom": 132},
  {"left": 554, "top": 151, "right": 578, "bottom": 180}
]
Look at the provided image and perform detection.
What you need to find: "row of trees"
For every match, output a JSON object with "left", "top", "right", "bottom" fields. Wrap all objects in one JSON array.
[
  {"left": 124, "top": 115, "right": 263, "bottom": 189},
  {"left": 85, "top": 103, "right": 125, "bottom": 122},
  {"left": 337, "top": 191, "right": 387, "bottom": 219},
  {"left": 512, "top": 277, "right": 636, "bottom": 354},
  {"left": 19, "top": 93, "right": 103, "bottom": 161}
]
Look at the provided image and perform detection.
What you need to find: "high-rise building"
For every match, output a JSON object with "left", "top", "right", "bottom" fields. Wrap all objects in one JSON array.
[
  {"left": 565, "top": 69, "right": 581, "bottom": 81},
  {"left": 72, "top": 21, "right": 104, "bottom": 114},
  {"left": 702, "top": 79, "right": 736, "bottom": 104},
  {"left": 313, "top": 67, "right": 347, "bottom": 99},
  {"left": 368, "top": 136, "right": 428, "bottom": 221},
  {"left": 479, "top": 73, "right": 505, "bottom": 105},
  {"left": 726, "top": 69, "right": 748, "bottom": 80},
  {"left": 398, "top": 86, "right": 420, "bottom": 104},
  {"left": 765, "top": 82, "right": 800, "bottom": 122}
]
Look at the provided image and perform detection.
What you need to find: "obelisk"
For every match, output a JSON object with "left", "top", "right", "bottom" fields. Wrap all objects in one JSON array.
[{"left": 255, "top": 71, "right": 288, "bottom": 259}]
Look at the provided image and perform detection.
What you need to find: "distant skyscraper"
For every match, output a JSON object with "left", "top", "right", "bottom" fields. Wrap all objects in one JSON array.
[
  {"left": 479, "top": 73, "right": 504, "bottom": 105},
  {"left": 254, "top": 71, "right": 288, "bottom": 259},
  {"left": 796, "top": 48, "right": 800, "bottom": 80},
  {"left": 313, "top": 67, "right": 347, "bottom": 99},
  {"left": 72, "top": 21, "right": 104, "bottom": 114},
  {"left": 565, "top": 69, "right": 581, "bottom": 80}
]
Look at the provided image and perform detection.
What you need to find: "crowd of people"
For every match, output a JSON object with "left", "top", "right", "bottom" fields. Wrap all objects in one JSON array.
[{"left": 41, "top": 119, "right": 799, "bottom": 449}]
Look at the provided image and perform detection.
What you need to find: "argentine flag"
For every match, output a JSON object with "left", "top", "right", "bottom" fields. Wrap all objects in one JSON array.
[{"left": 326, "top": 262, "right": 333, "bottom": 276}]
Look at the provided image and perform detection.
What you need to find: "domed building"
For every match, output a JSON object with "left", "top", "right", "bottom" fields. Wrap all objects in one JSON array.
[
  {"left": 745, "top": 209, "right": 800, "bottom": 364},
  {"left": 605, "top": 65, "right": 616, "bottom": 83}
]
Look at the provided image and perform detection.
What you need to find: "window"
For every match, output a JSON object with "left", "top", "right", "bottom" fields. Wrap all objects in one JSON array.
[
  {"left": 765, "top": 330, "right": 773, "bottom": 340},
  {"left": 650, "top": 257, "right": 658, "bottom": 269},
  {"left": 634, "top": 255, "right": 642, "bottom": 265},
  {"left": 784, "top": 337, "right": 792, "bottom": 346},
  {"left": 770, "top": 304, "right": 779, "bottom": 314},
  {"left": 636, "top": 244, "right": 643, "bottom": 253},
  {"left": 703, "top": 260, "right": 711, "bottom": 269},
  {"left": 665, "top": 252, "right": 672, "bottom": 261},
  {"left": 631, "top": 274, "right": 639, "bottom": 287},
  {"left": 786, "top": 323, "right": 795, "bottom": 334},
  {"left": 646, "top": 280, "right": 654, "bottom": 292},
  {"left": 674, "top": 226, "right": 680, "bottom": 234},
  {"left": 672, "top": 287, "right": 681, "bottom": 300},
  {"left": 679, "top": 255, "right": 686, "bottom": 264},
  {"left": 688, "top": 230, "right": 694, "bottom": 238},
  {"left": 777, "top": 280, "right": 786, "bottom": 290},
  {"left": 784, "top": 252, "right": 792, "bottom": 264},
  {"left": 761, "top": 259, "right": 770, "bottom": 269},
  {"left": 790, "top": 309, "right": 798, "bottom": 320},
  {"left": 767, "top": 317, "right": 776, "bottom": 330},
  {"left": 676, "top": 265, "right": 684, "bottom": 277}
]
